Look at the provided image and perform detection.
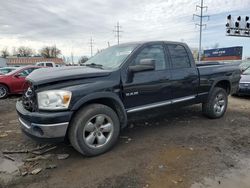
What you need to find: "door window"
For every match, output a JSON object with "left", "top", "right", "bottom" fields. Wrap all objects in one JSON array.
[
  {"left": 132, "top": 45, "right": 167, "bottom": 70},
  {"left": 46, "top": 63, "right": 53, "bottom": 67},
  {"left": 18, "top": 68, "right": 36, "bottom": 77},
  {"left": 168, "top": 44, "right": 191, "bottom": 68},
  {"left": 37, "top": 63, "right": 43, "bottom": 66}
]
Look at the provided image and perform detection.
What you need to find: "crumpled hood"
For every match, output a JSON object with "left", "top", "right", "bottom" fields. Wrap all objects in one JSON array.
[
  {"left": 26, "top": 66, "right": 111, "bottom": 85},
  {"left": 240, "top": 74, "right": 250, "bottom": 83}
]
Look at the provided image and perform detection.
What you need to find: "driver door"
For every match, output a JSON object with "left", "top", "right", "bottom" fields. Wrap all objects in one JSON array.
[{"left": 122, "top": 43, "right": 172, "bottom": 110}]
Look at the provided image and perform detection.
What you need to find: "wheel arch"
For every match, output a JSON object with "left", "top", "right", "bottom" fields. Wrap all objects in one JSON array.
[
  {"left": 209, "top": 79, "right": 231, "bottom": 95},
  {"left": 71, "top": 92, "right": 127, "bottom": 129}
]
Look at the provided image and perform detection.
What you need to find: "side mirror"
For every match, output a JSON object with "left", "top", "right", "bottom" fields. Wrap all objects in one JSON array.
[
  {"left": 14, "top": 74, "right": 20, "bottom": 78},
  {"left": 128, "top": 59, "right": 155, "bottom": 73}
]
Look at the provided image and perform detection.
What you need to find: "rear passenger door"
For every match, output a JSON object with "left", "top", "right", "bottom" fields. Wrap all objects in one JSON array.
[{"left": 166, "top": 43, "right": 199, "bottom": 101}]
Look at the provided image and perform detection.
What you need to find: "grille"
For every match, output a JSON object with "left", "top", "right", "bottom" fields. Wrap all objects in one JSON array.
[
  {"left": 240, "top": 83, "right": 250, "bottom": 88},
  {"left": 22, "top": 86, "right": 37, "bottom": 112}
]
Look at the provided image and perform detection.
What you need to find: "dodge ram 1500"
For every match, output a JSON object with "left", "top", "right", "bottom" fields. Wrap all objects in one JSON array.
[{"left": 16, "top": 41, "right": 241, "bottom": 156}]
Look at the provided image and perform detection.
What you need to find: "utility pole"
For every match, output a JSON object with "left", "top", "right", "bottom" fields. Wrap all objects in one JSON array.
[
  {"left": 54, "top": 43, "right": 57, "bottom": 58},
  {"left": 89, "top": 37, "right": 94, "bottom": 57},
  {"left": 193, "top": 0, "right": 209, "bottom": 63},
  {"left": 71, "top": 51, "right": 74, "bottom": 65},
  {"left": 113, "top": 22, "right": 122, "bottom": 45}
]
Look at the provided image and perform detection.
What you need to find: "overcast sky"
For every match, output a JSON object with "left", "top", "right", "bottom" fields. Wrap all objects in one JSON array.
[{"left": 0, "top": 0, "right": 250, "bottom": 59}]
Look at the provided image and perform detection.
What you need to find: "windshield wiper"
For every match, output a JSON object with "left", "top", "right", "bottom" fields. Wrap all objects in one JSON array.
[{"left": 85, "top": 63, "right": 104, "bottom": 69}]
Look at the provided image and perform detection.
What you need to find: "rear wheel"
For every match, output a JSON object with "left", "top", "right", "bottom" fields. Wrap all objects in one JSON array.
[
  {"left": 69, "top": 104, "right": 120, "bottom": 156},
  {"left": 202, "top": 87, "right": 228, "bottom": 119},
  {"left": 0, "top": 84, "right": 8, "bottom": 99}
]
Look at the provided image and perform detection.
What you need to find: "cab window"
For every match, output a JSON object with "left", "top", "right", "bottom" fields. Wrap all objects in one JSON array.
[
  {"left": 46, "top": 63, "right": 53, "bottom": 67},
  {"left": 168, "top": 44, "right": 191, "bottom": 68},
  {"left": 132, "top": 44, "right": 167, "bottom": 70},
  {"left": 37, "top": 63, "right": 43, "bottom": 66}
]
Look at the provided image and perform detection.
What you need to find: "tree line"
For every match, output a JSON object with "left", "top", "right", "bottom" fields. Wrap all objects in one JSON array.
[
  {"left": 0, "top": 46, "right": 61, "bottom": 58},
  {"left": 1, "top": 46, "right": 90, "bottom": 64}
]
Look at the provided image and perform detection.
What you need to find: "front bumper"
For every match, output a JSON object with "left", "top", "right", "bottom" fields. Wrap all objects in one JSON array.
[
  {"left": 16, "top": 100, "right": 73, "bottom": 142},
  {"left": 237, "top": 83, "right": 250, "bottom": 95}
]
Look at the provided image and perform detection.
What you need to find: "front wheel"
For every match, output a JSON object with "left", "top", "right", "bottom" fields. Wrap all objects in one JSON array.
[
  {"left": 69, "top": 104, "right": 120, "bottom": 156},
  {"left": 202, "top": 87, "right": 228, "bottom": 119},
  {"left": 0, "top": 84, "right": 8, "bottom": 99}
]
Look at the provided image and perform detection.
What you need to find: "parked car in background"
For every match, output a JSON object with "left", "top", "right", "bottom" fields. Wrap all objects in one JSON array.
[
  {"left": 234, "top": 67, "right": 250, "bottom": 96},
  {"left": 0, "top": 67, "right": 18, "bottom": 75},
  {"left": 0, "top": 66, "right": 43, "bottom": 99},
  {"left": 240, "top": 60, "right": 250, "bottom": 72},
  {"left": 35, "top": 61, "right": 60, "bottom": 67}
]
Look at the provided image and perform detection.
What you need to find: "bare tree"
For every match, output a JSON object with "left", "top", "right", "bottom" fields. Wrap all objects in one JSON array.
[
  {"left": 17, "top": 46, "right": 34, "bottom": 57},
  {"left": 78, "top": 56, "right": 89, "bottom": 65},
  {"left": 12, "top": 47, "right": 17, "bottom": 56},
  {"left": 192, "top": 49, "right": 199, "bottom": 61},
  {"left": 40, "top": 46, "right": 61, "bottom": 58},
  {"left": 40, "top": 47, "right": 50, "bottom": 58},
  {"left": 0, "top": 48, "right": 10, "bottom": 58}
]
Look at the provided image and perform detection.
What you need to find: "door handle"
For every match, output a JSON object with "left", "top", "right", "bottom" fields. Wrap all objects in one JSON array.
[
  {"left": 225, "top": 72, "right": 232, "bottom": 76},
  {"left": 160, "top": 77, "right": 169, "bottom": 81}
]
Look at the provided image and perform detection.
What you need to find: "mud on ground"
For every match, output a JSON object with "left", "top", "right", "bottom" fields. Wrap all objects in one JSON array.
[{"left": 0, "top": 95, "right": 250, "bottom": 188}]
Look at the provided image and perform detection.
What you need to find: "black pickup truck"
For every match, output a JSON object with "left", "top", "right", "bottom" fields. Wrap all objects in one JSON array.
[{"left": 16, "top": 41, "right": 241, "bottom": 156}]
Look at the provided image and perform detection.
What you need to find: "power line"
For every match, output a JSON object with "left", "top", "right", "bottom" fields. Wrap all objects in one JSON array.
[
  {"left": 193, "top": 0, "right": 209, "bottom": 63},
  {"left": 113, "top": 22, "right": 123, "bottom": 45},
  {"left": 89, "top": 37, "right": 94, "bottom": 57}
]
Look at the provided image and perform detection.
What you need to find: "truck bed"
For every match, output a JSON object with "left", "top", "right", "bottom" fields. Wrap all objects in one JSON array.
[{"left": 196, "top": 62, "right": 241, "bottom": 95}]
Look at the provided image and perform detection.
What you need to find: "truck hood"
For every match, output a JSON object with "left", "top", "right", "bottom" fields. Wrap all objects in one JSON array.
[
  {"left": 27, "top": 66, "right": 112, "bottom": 85},
  {"left": 240, "top": 74, "right": 250, "bottom": 83}
]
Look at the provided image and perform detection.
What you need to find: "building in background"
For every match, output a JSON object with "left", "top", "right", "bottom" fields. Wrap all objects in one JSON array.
[
  {"left": 0, "top": 57, "right": 7, "bottom": 67},
  {"left": 6, "top": 57, "right": 64, "bottom": 67},
  {"left": 202, "top": 46, "right": 243, "bottom": 61}
]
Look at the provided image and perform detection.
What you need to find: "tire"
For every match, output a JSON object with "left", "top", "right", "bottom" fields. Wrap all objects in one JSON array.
[
  {"left": 202, "top": 87, "right": 228, "bottom": 119},
  {"left": 69, "top": 104, "right": 120, "bottom": 156},
  {"left": 0, "top": 84, "right": 8, "bottom": 99}
]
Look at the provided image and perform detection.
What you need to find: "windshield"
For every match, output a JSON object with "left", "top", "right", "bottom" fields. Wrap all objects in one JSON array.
[
  {"left": 0, "top": 68, "right": 17, "bottom": 75},
  {"left": 5, "top": 67, "right": 24, "bottom": 75},
  {"left": 85, "top": 44, "right": 138, "bottom": 69},
  {"left": 240, "top": 61, "right": 250, "bottom": 70},
  {"left": 243, "top": 67, "right": 250, "bottom": 75}
]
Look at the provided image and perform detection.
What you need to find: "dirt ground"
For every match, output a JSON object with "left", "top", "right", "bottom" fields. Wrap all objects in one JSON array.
[{"left": 0, "top": 95, "right": 250, "bottom": 188}]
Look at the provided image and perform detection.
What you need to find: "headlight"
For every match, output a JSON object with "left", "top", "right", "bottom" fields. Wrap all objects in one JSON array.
[{"left": 37, "top": 90, "right": 72, "bottom": 110}]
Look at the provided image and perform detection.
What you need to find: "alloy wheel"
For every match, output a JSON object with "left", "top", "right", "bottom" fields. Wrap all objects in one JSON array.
[
  {"left": 0, "top": 86, "right": 7, "bottom": 98},
  {"left": 213, "top": 93, "right": 226, "bottom": 115},
  {"left": 83, "top": 114, "right": 114, "bottom": 149}
]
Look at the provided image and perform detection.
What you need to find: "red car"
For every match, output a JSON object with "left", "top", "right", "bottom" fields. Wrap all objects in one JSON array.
[{"left": 0, "top": 66, "right": 42, "bottom": 99}]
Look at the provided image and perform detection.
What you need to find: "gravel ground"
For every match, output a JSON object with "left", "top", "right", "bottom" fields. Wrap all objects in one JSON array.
[{"left": 0, "top": 95, "right": 250, "bottom": 188}]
